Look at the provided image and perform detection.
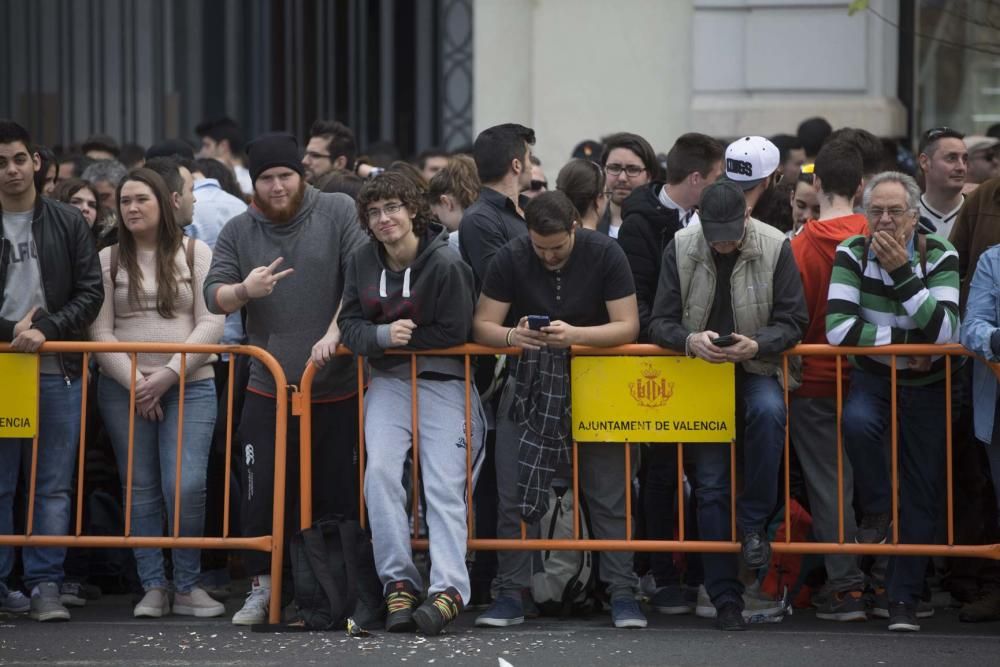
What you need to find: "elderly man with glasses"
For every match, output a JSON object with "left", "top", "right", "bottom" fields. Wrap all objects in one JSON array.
[{"left": 826, "top": 171, "right": 962, "bottom": 633}]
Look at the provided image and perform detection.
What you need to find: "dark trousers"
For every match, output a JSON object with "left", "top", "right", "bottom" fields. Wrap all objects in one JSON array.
[
  {"left": 201, "top": 356, "right": 250, "bottom": 571},
  {"left": 843, "top": 369, "right": 947, "bottom": 605},
  {"left": 641, "top": 444, "right": 703, "bottom": 587},
  {"left": 237, "top": 391, "right": 359, "bottom": 577}
]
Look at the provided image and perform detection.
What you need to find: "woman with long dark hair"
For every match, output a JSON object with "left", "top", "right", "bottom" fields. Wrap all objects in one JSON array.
[{"left": 89, "top": 168, "right": 224, "bottom": 618}]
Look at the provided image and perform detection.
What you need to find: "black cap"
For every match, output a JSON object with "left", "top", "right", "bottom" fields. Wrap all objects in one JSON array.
[
  {"left": 571, "top": 139, "right": 603, "bottom": 162},
  {"left": 247, "top": 133, "right": 304, "bottom": 184},
  {"left": 145, "top": 139, "right": 195, "bottom": 160},
  {"left": 699, "top": 179, "right": 747, "bottom": 243}
]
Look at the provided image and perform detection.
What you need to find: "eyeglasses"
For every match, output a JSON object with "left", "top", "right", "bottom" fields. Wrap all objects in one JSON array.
[
  {"left": 972, "top": 150, "right": 999, "bottom": 162},
  {"left": 530, "top": 179, "right": 548, "bottom": 191},
  {"left": 304, "top": 150, "right": 332, "bottom": 161},
  {"left": 604, "top": 163, "right": 646, "bottom": 178},
  {"left": 365, "top": 202, "right": 405, "bottom": 222},
  {"left": 867, "top": 207, "right": 913, "bottom": 221}
]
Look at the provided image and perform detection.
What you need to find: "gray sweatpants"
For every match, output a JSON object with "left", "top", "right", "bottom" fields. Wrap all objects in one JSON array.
[
  {"left": 789, "top": 395, "right": 865, "bottom": 592},
  {"left": 364, "top": 374, "right": 486, "bottom": 602},
  {"left": 494, "top": 377, "right": 639, "bottom": 600}
]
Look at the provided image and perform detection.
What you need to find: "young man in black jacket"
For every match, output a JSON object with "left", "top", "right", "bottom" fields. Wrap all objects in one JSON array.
[
  {"left": 616, "top": 132, "right": 724, "bottom": 616},
  {"left": 618, "top": 133, "right": 724, "bottom": 340},
  {"left": 339, "top": 172, "right": 485, "bottom": 636},
  {"left": 0, "top": 119, "right": 104, "bottom": 622}
]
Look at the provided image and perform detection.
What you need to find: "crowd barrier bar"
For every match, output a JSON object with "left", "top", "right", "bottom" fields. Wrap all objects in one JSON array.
[
  {"left": 0, "top": 342, "right": 291, "bottom": 624},
  {"left": 300, "top": 343, "right": 1000, "bottom": 560}
]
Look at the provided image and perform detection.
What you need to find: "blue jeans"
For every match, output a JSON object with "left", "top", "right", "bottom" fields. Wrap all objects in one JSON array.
[
  {"left": 687, "top": 442, "right": 742, "bottom": 608},
  {"left": 736, "top": 372, "right": 786, "bottom": 534},
  {"left": 842, "top": 369, "right": 947, "bottom": 604},
  {"left": 0, "top": 374, "right": 82, "bottom": 593},
  {"left": 98, "top": 376, "right": 216, "bottom": 593}
]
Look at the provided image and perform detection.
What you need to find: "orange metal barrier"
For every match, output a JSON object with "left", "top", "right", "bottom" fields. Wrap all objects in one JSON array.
[
  {"left": 298, "top": 343, "right": 1000, "bottom": 561},
  {"left": 0, "top": 342, "right": 291, "bottom": 624}
]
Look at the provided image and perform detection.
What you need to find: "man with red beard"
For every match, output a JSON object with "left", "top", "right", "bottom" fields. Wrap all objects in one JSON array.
[{"left": 203, "top": 133, "right": 367, "bottom": 625}]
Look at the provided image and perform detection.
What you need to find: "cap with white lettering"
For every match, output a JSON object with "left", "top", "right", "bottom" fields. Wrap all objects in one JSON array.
[{"left": 724, "top": 136, "right": 780, "bottom": 191}]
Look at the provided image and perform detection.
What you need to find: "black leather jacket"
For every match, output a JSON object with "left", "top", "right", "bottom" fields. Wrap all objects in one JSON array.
[{"left": 0, "top": 196, "right": 104, "bottom": 378}]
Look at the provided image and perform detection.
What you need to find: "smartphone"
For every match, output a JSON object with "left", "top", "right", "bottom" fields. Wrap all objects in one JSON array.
[
  {"left": 527, "top": 315, "right": 551, "bottom": 331},
  {"left": 712, "top": 334, "right": 737, "bottom": 347}
]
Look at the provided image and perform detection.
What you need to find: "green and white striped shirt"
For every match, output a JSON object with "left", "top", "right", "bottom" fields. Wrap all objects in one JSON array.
[{"left": 825, "top": 233, "right": 960, "bottom": 385}]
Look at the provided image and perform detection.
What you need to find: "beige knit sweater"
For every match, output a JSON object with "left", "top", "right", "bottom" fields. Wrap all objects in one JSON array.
[{"left": 90, "top": 239, "right": 224, "bottom": 389}]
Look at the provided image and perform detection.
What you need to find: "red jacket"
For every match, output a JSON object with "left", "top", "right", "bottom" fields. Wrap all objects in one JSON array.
[{"left": 790, "top": 214, "right": 869, "bottom": 397}]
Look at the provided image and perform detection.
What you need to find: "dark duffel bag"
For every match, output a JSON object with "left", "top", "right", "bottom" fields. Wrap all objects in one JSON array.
[{"left": 286, "top": 517, "right": 385, "bottom": 633}]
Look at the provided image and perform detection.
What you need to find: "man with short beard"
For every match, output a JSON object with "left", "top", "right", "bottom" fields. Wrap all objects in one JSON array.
[{"left": 203, "top": 133, "right": 367, "bottom": 626}]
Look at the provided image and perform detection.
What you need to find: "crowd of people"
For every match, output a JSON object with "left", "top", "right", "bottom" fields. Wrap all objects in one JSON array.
[{"left": 2, "top": 112, "right": 1000, "bottom": 636}]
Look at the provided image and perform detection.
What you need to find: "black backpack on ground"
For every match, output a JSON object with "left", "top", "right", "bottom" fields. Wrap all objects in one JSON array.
[{"left": 278, "top": 517, "right": 385, "bottom": 633}]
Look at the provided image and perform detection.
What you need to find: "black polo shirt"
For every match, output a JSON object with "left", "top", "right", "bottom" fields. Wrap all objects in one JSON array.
[
  {"left": 482, "top": 228, "right": 636, "bottom": 326},
  {"left": 458, "top": 186, "right": 529, "bottom": 293}
]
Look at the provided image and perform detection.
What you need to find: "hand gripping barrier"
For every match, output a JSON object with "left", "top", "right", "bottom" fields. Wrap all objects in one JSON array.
[
  {"left": 0, "top": 342, "right": 291, "bottom": 624},
  {"left": 297, "top": 343, "right": 1000, "bottom": 560}
]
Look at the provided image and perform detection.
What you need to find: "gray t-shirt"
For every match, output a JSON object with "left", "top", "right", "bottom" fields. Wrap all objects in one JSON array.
[{"left": 2, "top": 210, "right": 59, "bottom": 373}]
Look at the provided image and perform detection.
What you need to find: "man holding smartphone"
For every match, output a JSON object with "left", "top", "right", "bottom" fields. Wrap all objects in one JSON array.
[
  {"left": 472, "top": 191, "right": 643, "bottom": 629},
  {"left": 648, "top": 178, "right": 807, "bottom": 630}
]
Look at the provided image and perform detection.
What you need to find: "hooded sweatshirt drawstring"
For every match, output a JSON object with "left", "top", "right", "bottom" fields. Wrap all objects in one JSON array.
[{"left": 379, "top": 267, "right": 412, "bottom": 298}]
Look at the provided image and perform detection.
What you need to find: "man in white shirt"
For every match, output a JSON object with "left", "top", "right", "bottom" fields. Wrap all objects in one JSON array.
[
  {"left": 917, "top": 127, "right": 968, "bottom": 239},
  {"left": 195, "top": 117, "right": 253, "bottom": 196}
]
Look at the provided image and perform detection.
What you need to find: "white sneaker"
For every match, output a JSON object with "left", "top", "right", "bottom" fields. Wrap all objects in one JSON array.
[
  {"left": 173, "top": 587, "right": 225, "bottom": 618},
  {"left": 695, "top": 583, "right": 787, "bottom": 620},
  {"left": 232, "top": 577, "right": 270, "bottom": 626},
  {"left": 134, "top": 588, "right": 170, "bottom": 618},
  {"left": 695, "top": 584, "right": 716, "bottom": 618}
]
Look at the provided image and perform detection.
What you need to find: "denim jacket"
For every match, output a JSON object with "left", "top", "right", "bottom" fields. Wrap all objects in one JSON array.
[{"left": 960, "top": 244, "right": 1000, "bottom": 444}]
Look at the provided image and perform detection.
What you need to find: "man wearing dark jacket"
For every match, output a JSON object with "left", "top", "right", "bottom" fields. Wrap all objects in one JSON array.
[
  {"left": 616, "top": 133, "right": 723, "bottom": 615},
  {"left": 618, "top": 133, "right": 724, "bottom": 339},
  {"left": 648, "top": 179, "right": 807, "bottom": 630},
  {"left": 0, "top": 120, "right": 104, "bottom": 622},
  {"left": 339, "top": 172, "right": 485, "bottom": 636},
  {"left": 459, "top": 123, "right": 534, "bottom": 290}
]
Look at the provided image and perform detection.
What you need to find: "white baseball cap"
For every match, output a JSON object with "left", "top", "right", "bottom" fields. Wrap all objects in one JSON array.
[{"left": 724, "top": 136, "right": 780, "bottom": 190}]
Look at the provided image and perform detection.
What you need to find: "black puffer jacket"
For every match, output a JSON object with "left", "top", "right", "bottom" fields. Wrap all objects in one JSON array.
[
  {"left": 616, "top": 182, "right": 682, "bottom": 340},
  {"left": 0, "top": 196, "right": 104, "bottom": 377}
]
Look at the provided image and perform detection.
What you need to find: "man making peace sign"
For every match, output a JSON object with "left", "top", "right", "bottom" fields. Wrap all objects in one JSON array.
[{"left": 204, "top": 133, "right": 367, "bottom": 625}]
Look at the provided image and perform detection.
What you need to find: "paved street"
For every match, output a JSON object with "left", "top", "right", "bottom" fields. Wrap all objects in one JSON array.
[{"left": 2, "top": 594, "right": 997, "bottom": 666}]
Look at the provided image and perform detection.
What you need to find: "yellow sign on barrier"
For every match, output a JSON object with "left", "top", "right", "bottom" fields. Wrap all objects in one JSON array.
[
  {"left": 0, "top": 354, "right": 39, "bottom": 438},
  {"left": 572, "top": 356, "right": 735, "bottom": 442}
]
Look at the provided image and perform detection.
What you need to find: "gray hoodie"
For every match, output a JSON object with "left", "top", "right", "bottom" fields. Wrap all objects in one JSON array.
[{"left": 204, "top": 185, "right": 367, "bottom": 399}]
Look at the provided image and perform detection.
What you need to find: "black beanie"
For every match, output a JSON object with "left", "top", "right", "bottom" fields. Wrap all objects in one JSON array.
[{"left": 247, "top": 132, "right": 304, "bottom": 183}]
